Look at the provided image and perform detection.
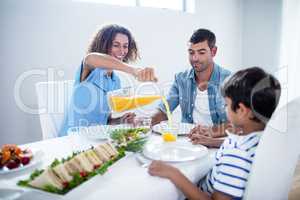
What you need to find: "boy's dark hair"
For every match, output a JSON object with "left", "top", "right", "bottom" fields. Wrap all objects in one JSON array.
[
  {"left": 189, "top": 29, "right": 216, "bottom": 49},
  {"left": 221, "top": 67, "right": 281, "bottom": 124},
  {"left": 87, "top": 24, "right": 139, "bottom": 63}
]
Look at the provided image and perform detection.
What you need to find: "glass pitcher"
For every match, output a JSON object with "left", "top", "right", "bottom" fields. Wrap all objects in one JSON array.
[{"left": 107, "top": 87, "right": 161, "bottom": 113}]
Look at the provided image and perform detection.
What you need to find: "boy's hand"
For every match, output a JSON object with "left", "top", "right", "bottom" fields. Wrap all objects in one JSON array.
[{"left": 148, "top": 161, "right": 177, "bottom": 179}]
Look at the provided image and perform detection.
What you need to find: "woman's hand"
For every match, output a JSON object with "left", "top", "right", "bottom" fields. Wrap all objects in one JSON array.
[
  {"left": 120, "top": 112, "right": 136, "bottom": 124},
  {"left": 148, "top": 160, "right": 178, "bottom": 179},
  {"left": 134, "top": 67, "right": 158, "bottom": 82}
]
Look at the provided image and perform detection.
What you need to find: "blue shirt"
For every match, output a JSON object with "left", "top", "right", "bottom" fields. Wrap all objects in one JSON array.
[
  {"left": 200, "top": 131, "right": 262, "bottom": 199},
  {"left": 158, "top": 63, "right": 231, "bottom": 125},
  {"left": 59, "top": 62, "right": 121, "bottom": 137}
]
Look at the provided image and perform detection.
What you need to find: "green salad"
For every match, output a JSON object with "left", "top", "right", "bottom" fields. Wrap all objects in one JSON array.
[{"left": 110, "top": 127, "right": 150, "bottom": 152}]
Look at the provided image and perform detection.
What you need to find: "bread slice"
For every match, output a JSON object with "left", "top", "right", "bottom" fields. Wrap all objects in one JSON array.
[
  {"left": 29, "top": 168, "right": 64, "bottom": 190},
  {"left": 84, "top": 150, "right": 103, "bottom": 167},
  {"left": 52, "top": 163, "right": 73, "bottom": 183},
  {"left": 104, "top": 143, "right": 119, "bottom": 156},
  {"left": 73, "top": 153, "right": 94, "bottom": 172},
  {"left": 100, "top": 144, "right": 115, "bottom": 157},
  {"left": 64, "top": 158, "right": 84, "bottom": 174},
  {"left": 94, "top": 146, "right": 110, "bottom": 162}
]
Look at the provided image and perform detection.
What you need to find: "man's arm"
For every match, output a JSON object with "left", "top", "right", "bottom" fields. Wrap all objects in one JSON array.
[
  {"left": 151, "top": 109, "right": 168, "bottom": 126},
  {"left": 188, "top": 123, "right": 229, "bottom": 148},
  {"left": 211, "top": 122, "right": 229, "bottom": 137},
  {"left": 107, "top": 113, "right": 136, "bottom": 125}
]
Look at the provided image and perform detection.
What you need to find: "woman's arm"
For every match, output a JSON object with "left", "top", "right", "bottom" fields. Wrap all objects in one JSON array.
[
  {"left": 82, "top": 53, "right": 156, "bottom": 82},
  {"left": 84, "top": 53, "right": 136, "bottom": 74}
]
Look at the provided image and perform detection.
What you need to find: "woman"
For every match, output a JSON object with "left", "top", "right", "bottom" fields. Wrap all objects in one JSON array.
[{"left": 59, "top": 24, "right": 157, "bottom": 136}]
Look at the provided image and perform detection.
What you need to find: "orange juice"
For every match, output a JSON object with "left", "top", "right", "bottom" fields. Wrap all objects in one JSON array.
[
  {"left": 161, "top": 97, "right": 172, "bottom": 128},
  {"left": 161, "top": 97, "right": 176, "bottom": 142},
  {"left": 109, "top": 95, "right": 161, "bottom": 112},
  {"left": 162, "top": 132, "right": 176, "bottom": 142},
  {"left": 108, "top": 92, "right": 176, "bottom": 141}
]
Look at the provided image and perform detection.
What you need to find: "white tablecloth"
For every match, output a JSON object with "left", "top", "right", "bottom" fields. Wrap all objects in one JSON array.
[{"left": 0, "top": 134, "right": 216, "bottom": 200}]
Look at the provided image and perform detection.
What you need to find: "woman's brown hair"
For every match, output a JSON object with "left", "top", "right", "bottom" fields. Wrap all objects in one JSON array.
[{"left": 87, "top": 24, "right": 139, "bottom": 63}]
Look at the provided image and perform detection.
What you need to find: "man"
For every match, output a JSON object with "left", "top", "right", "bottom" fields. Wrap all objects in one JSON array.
[{"left": 151, "top": 29, "right": 230, "bottom": 147}]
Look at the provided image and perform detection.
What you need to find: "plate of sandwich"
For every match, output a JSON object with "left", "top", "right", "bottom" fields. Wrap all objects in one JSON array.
[{"left": 17, "top": 142, "right": 124, "bottom": 195}]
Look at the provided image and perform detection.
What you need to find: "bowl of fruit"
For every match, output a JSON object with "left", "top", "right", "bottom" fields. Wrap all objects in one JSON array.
[{"left": 0, "top": 144, "right": 42, "bottom": 174}]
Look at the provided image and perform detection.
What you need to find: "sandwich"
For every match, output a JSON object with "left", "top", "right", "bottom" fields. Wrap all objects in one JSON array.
[
  {"left": 64, "top": 158, "right": 84, "bottom": 174},
  {"left": 84, "top": 150, "right": 103, "bottom": 169},
  {"left": 94, "top": 145, "right": 110, "bottom": 162},
  {"left": 73, "top": 153, "right": 94, "bottom": 173},
  {"left": 104, "top": 142, "right": 119, "bottom": 156},
  {"left": 29, "top": 168, "right": 64, "bottom": 190},
  {"left": 100, "top": 143, "right": 117, "bottom": 158},
  {"left": 52, "top": 163, "right": 73, "bottom": 183}
]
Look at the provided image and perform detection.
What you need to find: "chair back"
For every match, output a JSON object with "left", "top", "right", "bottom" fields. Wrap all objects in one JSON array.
[{"left": 35, "top": 80, "right": 74, "bottom": 139}]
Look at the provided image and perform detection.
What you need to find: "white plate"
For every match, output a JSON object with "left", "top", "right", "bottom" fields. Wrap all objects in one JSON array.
[
  {"left": 72, "top": 125, "right": 112, "bottom": 140},
  {"left": 0, "top": 148, "right": 43, "bottom": 175},
  {"left": 152, "top": 122, "right": 196, "bottom": 136},
  {"left": 0, "top": 188, "right": 24, "bottom": 200},
  {"left": 68, "top": 124, "right": 150, "bottom": 140},
  {"left": 143, "top": 140, "right": 208, "bottom": 162},
  {"left": 67, "top": 125, "right": 122, "bottom": 140}
]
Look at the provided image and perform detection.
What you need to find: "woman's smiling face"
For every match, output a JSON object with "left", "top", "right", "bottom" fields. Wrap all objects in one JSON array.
[{"left": 109, "top": 33, "right": 129, "bottom": 61}]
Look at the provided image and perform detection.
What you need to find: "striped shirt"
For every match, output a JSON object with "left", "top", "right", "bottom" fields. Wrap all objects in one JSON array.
[{"left": 200, "top": 131, "right": 262, "bottom": 199}]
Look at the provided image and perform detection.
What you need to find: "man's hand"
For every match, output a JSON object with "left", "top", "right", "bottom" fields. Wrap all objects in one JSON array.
[
  {"left": 151, "top": 110, "right": 168, "bottom": 126},
  {"left": 189, "top": 134, "right": 224, "bottom": 148},
  {"left": 188, "top": 124, "right": 224, "bottom": 148},
  {"left": 188, "top": 125, "right": 212, "bottom": 138},
  {"left": 120, "top": 112, "right": 136, "bottom": 124}
]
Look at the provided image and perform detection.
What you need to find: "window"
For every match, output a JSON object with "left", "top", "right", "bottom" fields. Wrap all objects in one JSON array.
[
  {"left": 75, "top": 0, "right": 195, "bottom": 13},
  {"left": 138, "top": 0, "right": 195, "bottom": 13},
  {"left": 139, "top": 0, "right": 182, "bottom": 11},
  {"left": 75, "top": 0, "right": 136, "bottom": 7}
]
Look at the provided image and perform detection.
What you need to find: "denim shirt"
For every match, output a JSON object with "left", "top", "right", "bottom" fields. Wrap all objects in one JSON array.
[
  {"left": 159, "top": 63, "right": 231, "bottom": 125},
  {"left": 59, "top": 61, "right": 121, "bottom": 137}
]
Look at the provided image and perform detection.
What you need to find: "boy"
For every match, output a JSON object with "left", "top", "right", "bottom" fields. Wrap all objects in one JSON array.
[{"left": 148, "top": 67, "right": 281, "bottom": 200}]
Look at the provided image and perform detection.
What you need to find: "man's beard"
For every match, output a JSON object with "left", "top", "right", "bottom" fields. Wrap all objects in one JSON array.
[{"left": 192, "top": 62, "right": 208, "bottom": 73}]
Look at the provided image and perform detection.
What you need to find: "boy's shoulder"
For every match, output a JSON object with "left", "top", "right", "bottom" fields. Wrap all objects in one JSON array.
[{"left": 219, "top": 131, "right": 262, "bottom": 158}]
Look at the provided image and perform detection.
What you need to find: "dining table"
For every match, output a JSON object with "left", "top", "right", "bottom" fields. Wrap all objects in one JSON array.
[{"left": 0, "top": 129, "right": 217, "bottom": 200}]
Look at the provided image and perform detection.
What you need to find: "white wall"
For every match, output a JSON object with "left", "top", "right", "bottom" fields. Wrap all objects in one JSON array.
[
  {"left": 242, "top": 0, "right": 283, "bottom": 72},
  {"left": 1, "top": 0, "right": 283, "bottom": 145}
]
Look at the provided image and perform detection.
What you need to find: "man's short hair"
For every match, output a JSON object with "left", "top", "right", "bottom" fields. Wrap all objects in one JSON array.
[
  {"left": 189, "top": 29, "right": 216, "bottom": 49},
  {"left": 221, "top": 67, "right": 281, "bottom": 124}
]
